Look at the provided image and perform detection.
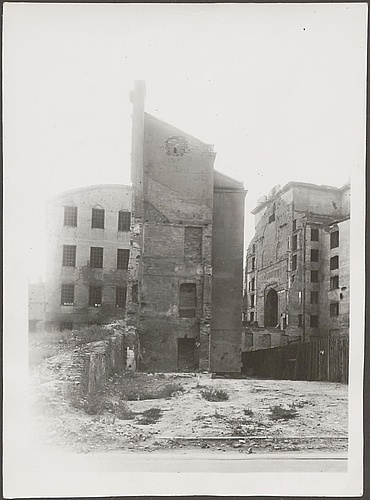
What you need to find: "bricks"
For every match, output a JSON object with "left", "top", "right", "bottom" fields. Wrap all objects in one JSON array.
[
  {"left": 245, "top": 182, "right": 350, "bottom": 348},
  {"left": 129, "top": 81, "right": 246, "bottom": 373}
]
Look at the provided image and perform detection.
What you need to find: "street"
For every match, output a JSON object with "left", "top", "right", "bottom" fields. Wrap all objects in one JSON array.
[{"left": 29, "top": 449, "right": 348, "bottom": 473}]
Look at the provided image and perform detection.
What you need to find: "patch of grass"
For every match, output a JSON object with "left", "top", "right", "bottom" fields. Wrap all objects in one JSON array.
[
  {"left": 137, "top": 408, "right": 162, "bottom": 425},
  {"left": 200, "top": 387, "right": 229, "bottom": 402},
  {"left": 123, "top": 382, "right": 184, "bottom": 401},
  {"left": 75, "top": 325, "right": 114, "bottom": 344},
  {"left": 111, "top": 400, "right": 135, "bottom": 420},
  {"left": 269, "top": 405, "right": 299, "bottom": 421}
]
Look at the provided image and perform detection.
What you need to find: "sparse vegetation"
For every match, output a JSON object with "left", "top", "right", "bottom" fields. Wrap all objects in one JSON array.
[
  {"left": 200, "top": 387, "right": 229, "bottom": 402},
  {"left": 122, "top": 381, "right": 184, "bottom": 401},
  {"left": 244, "top": 408, "right": 254, "bottom": 417},
  {"left": 137, "top": 408, "right": 162, "bottom": 425},
  {"left": 269, "top": 405, "right": 299, "bottom": 421}
]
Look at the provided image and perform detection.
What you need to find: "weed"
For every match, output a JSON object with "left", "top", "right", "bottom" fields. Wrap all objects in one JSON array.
[
  {"left": 200, "top": 387, "right": 229, "bottom": 402},
  {"left": 123, "top": 382, "right": 184, "bottom": 401},
  {"left": 137, "top": 408, "right": 162, "bottom": 425},
  {"left": 244, "top": 408, "right": 254, "bottom": 417},
  {"left": 269, "top": 405, "right": 299, "bottom": 421},
  {"left": 111, "top": 400, "right": 135, "bottom": 420}
]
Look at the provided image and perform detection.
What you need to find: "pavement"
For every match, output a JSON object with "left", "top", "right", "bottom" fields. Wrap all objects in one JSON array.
[{"left": 28, "top": 448, "right": 348, "bottom": 473}]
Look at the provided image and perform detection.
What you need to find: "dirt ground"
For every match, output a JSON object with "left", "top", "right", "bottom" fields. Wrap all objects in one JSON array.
[{"left": 29, "top": 357, "right": 348, "bottom": 455}]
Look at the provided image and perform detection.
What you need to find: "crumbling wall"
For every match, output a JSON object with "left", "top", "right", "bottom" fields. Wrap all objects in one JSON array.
[{"left": 68, "top": 331, "right": 126, "bottom": 395}]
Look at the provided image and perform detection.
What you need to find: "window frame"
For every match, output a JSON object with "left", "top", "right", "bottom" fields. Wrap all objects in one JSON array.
[
  {"left": 330, "top": 255, "right": 339, "bottom": 270},
  {"left": 330, "top": 302, "right": 339, "bottom": 317},
  {"left": 91, "top": 208, "right": 105, "bottom": 229},
  {"left": 330, "top": 275, "right": 339, "bottom": 290},
  {"left": 117, "top": 249, "right": 130, "bottom": 270},
  {"left": 116, "top": 286, "right": 127, "bottom": 308},
  {"left": 62, "top": 245, "right": 77, "bottom": 267},
  {"left": 118, "top": 211, "right": 131, "bottom": 232},
  {"left": 63, "top": 206, "right": 77, "bottom": 227},
  {"left": 89, "top": 286, "right": 102, "bottom": 307},
  {"left": 61, "top": 284, "right": 75, "bottom": 306},
  {"left": 90, "top": 247, "right": 104, "bottom": 268},
  {"left": 330, "top": 231, "right": 339, "bottom": 249},
  {"left": 310, "top": 270, "right": 319, "bottom": 283},
  {"left": 310, "top": 249, "right": 319, "bottom": 262},
  {"left": 311, "top": 228, "right": 319, "bottom": 241}
]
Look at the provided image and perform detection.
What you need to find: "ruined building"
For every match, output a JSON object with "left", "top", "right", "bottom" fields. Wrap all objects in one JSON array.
[
  {"left": 45, "top": 185, "right": 132, "bottom": 329},
  {"left": 244, "top": 181, "right": 350, "bottom": 350},
  {"left": 128, "top": 81, "right": 246, "bottom": 373},
  {"left": 42, "top": 81, "right": 246, "bottom": 374}
]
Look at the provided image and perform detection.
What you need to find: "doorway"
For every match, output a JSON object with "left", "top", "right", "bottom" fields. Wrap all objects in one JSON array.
[
  {"left": 265, "top": 289, "right": 278, "bottom": 327},
  {"left": 177, "top": 338, "right": 197, "bottom": 372}
]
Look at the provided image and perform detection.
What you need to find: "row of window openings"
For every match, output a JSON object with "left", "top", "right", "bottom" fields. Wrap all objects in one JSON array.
[
  {"left": 249, "top": 308, "right": 340, "bottom": 326},
  {"left": 61, "top": 282, "right": 198, "bottom": 317},
  {"left": 61, "top": 284, "right": 128, "bottom": 308},
  {"left": 250, "top": 233, "right": 338, "bottom": 269},
  {"left": 64, "top": 207, "right": 131, "bottom": 231},
  {"left": 249, "top": 285, "right": 339, "bottom": 310},
  {"left": 251, "top": 255, "right": 338, "bottom": 281},
  {"left": 63, "top": 246, "right": 130, "bottom": 270},
  {"left": 297, "top": 304, "right": 340, "bottom": 327},
  {"left": 250, "top": 272, "right": 339, "bottom": 291}
]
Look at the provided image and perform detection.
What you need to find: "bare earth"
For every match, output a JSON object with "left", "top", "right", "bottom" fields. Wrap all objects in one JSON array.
[{"left": 29, "top": 356, "right": 348, "bottom": 455}]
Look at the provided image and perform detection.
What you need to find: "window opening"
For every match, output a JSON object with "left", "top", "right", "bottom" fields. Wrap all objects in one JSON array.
[
  {"left": 118, "top": 211, "right": 131, "bottom": 231},
  {"left": 250, "top": 294, "right": 255, "bottom": 308},
  {"left": 132, "top": 283, "right": 139, "bottom": 304},
  {"left": 61, "top": 284, "right": 74, "bottom": 306},
  {"left": 330, "top": 302, "right": 339, "bottom": 317},
  {"left": 117, "top": 249, "right": 130, "bottom": 270},
  {"left": 311, "top": 228, "right": 319, "bottom": 241},
  {"left": 311, "top": 249, "right": 319, "bottom": 262},
  {"left": 330, "top": 275, "right": 339, "bottom": 290},
  {"left": 116, "top": 286, "right": 127, "bottom": 308},
  {"left": 330, "top": 256, "right": 339, "bottom": 270},
  {"left": 311, "top": 270, "right": 319, "bottom": 283},
  {"left": 64, "top": 206, "right": 77, "bottom": 227},
  {"left": 310, "top": 291, "right": 319, "bottom": 304},
  {"left": 90, "top": 247, "right": 103, "bottom": 268},
  {"left": 62, "top": 245, "right": 76, "bottom": 267},
  {"left": 92, "top": 208, "right": 105, "bottom": 229},
  {"left": 310, "top": 315, "right": 319, "bottom": 328},
  {"left": 292, "top": 254, "right": 297, "bottom": 271},
  {"left": 89, "top": 286, "right": 102, "bottom": 307},
  {"left": 293, "top": 219, "right": 297, "bottom": 231},
  {"left": 298, "top": 314, "right": 303, "bottom": 327},
  {"left": 330, "top": 231, "right": 339, "bottom": 249},
  {"left": 179, "top": 283, "right": 196, "bottom": 318},
  {"left": 292, "top": 234, "right": 298, "bottom": 251}
]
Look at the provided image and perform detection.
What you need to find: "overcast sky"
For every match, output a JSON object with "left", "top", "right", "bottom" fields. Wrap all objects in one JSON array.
[{"left": 4, "top": 3, "right": 367, "bottom": 282}]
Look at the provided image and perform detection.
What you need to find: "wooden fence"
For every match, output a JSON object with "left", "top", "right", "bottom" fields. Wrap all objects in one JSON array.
[{"left": 242, "top": 338, "right": 349, "bottom": 383}]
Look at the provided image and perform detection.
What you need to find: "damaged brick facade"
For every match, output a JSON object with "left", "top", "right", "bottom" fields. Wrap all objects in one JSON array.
[
  {"left": 129, "top": 81, "right": 246, "bottom": 373},
  {"left": 244, "top": 181, "right": 350, "bottom": 349},
  {"left": 45, "top": 185, "right": 132, "bottom": 330}
]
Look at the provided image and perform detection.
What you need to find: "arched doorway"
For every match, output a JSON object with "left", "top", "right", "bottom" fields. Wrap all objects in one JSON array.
[{"left": 265, "top": 289, "right": 278, "bottom": 327}]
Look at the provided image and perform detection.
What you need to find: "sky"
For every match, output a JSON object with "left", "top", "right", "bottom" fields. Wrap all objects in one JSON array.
[{"left": 4, "top": 2, "right": 367, "bottom": 282}]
